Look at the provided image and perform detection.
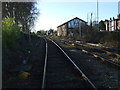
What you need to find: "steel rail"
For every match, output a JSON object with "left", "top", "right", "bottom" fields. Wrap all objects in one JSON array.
[
  {"left": 75, "top": 43, "right": 120, "bottom": 59},
  {"left": 41, "top": 38, "right": 48, "bottom": 89},
  {"left": 48, "top": 39, "right": 97, "bottom": 89},
  {"left": 76, "top": 46, "right": 120, "bottom": 68},
  {"left": 63, "top": 39, "right": 120, "bottom": 59},
  {"left": 62, "top": 40, "right": 120, "bottom": 68}
]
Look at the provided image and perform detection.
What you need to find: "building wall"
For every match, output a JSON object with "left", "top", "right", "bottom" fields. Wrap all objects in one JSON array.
[
  {"left": 104, "top": 15, "right": 120, "bottom": 31},
  {"left": 57, "top": 17, "right": 86, "bottom": 37},
  {"left": 57, "top": 27, "right": 62, "bottom": 36},
  {"left": 57, "top": 24, "right": 67, "bottom": 36},
  {"left": 62, "top": 24, "right": 67, "bottom": 36},
  {"left": 117, "top": 20, "right": 120, "bottom": 29},
  {"left": 105, "top": 21, "right": 109, "bottom": 31},
  {"left": 104, "top": 16, "right": 120, "bottom": 31}
]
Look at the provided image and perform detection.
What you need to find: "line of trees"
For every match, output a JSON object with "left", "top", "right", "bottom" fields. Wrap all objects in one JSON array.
[
  {"left": 2, "top": 2, "right": 39, "bottom": 49},
  {"left": 2, "top": 2, "right": 39, "bottom": 33}
]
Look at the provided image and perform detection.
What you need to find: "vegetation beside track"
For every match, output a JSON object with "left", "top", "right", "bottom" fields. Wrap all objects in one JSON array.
[
  {"left": 50, "top": 30, "right": 120, "bottom": 50},
  {"left": 2, "top": 17, "right": 39, "bottom": 88}
]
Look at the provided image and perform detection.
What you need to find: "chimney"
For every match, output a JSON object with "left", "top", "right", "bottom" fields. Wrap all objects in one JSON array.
[{"left": 113, "top": 17, "right": 115, "bottom": 20}]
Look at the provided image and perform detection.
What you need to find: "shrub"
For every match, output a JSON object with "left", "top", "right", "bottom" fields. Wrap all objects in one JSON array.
[
  {"left": 100, "top": 32, "right": 120, "bottom": 47},
  {"left": 2, "top": 17, "right": 20, "bottom": 49}
]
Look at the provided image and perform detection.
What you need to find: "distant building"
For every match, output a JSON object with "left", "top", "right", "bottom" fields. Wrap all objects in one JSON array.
[
  {"left": 57, "top": 17, "right": 87, "bottom": 37},
  {"left": 118, "top": 1, "right": 120, "bottom": 14},
  {"left": 92, "top": 20, "right": 99, "bottom": 27},
  {"left": 47, "top": 29, "right": 54, "bottom": 35},
  {"left": 104, "top": 15, "right": 120, "bottom": 31}
]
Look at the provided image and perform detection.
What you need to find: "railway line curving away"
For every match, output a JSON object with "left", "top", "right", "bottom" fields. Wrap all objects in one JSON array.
[
  {"left": 42, "top": 38, "right": 96, "bottom": 89},
  {"left": 3, "top": 36, "right": 120, "bottom": 89},
  {"left": 50, "top": 36, "right": 120, "bottom": 88}
]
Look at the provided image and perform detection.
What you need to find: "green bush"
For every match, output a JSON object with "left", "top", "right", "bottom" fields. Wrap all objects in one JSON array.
[{"left": 2, "top": 17, "right": 20, "bottom": 49}]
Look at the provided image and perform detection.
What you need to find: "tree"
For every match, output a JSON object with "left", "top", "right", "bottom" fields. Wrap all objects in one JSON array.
[
  {"left": 99, "top": 20, "right": 105, "bottom": 31},
  {"left": 37, "top": 30, "right": 46, "bottom": 35},
  {"left": 2, "top": 17, "right": 20, "bottom": 48},
  {"left": 2, "top": 2, "right": 39, "bottom": 33}
]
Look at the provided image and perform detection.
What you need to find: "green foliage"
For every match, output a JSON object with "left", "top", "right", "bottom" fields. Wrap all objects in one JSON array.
[
  {"left": 36, "top": 30, "right": 46, "bottom": 35},
  {"left": 31, "top": 32, "right": 36, "bottom": 36},
  {"left": 2, "top": 17, "right": 20, "bottom": 49},
  {"left": 2, "top": 2, "right": 39, "bottom": 33}
]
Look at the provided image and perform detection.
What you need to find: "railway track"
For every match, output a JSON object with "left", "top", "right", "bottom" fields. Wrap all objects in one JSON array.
[
  {"left": 75, "top": 43, "right": 120, "bottom": 68},
  {"left": 3, "top": 36, "right": 119, "bottom": 88},
  {"left": 58, "top": 39, "right": 120, "bottom": 69},
  {"left": 41, "top": 38, "right": 97, "bottom": 89},
  {"left": 48, "top": 37, "right": 119, "bottom": 88}
]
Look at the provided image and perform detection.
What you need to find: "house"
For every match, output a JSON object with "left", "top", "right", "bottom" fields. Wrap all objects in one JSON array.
[
  {"left": 104, "top": 15, "right": 120, "bottom": 31},
  {"left": 57, "top": 17, "right": 87, "bottom": 37}
]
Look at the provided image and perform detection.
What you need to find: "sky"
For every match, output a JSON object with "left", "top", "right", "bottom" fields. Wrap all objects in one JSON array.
[{"left": 33, "top": 0, "right": 119, "bottom": 32}]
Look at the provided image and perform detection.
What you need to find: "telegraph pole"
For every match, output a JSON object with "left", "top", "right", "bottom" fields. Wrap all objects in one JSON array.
[
  {"left": 87, "top": 13, "right": 89, "bottom": 25},
  {"left": 91, "top": 13, "right": 93, "bottom": 27},
  {"left": 97, "top": 0, "right": 99, "bottom": 31},
  {"left": 89, "top": 12, "right": 93, "bottom": 31}
]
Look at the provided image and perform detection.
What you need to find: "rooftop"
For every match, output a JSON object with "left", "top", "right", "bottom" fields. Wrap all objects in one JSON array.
[{"left": 57, "top": 17, "right": 87, "bottom": 28}]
